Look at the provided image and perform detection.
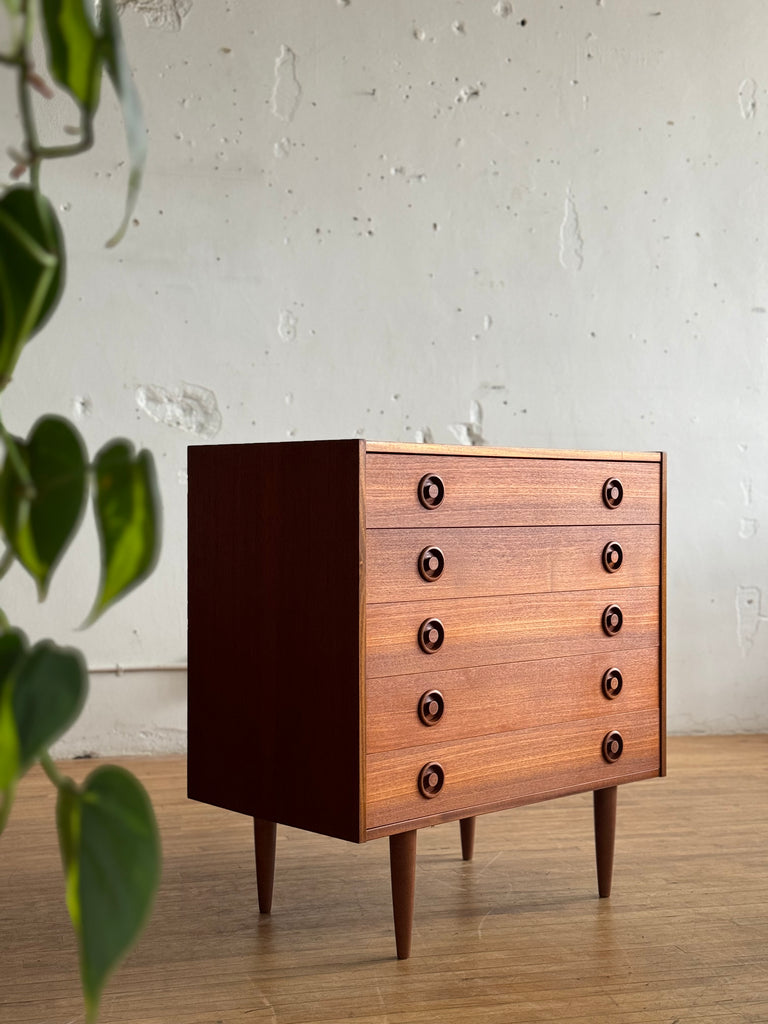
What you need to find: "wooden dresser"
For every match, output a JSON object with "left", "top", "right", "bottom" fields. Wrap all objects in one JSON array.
[{"left": 188, "top": 440, "right": 666, "bottom": 958}]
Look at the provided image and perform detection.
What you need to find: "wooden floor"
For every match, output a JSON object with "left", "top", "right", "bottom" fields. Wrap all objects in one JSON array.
[{"left": 2, "top": 736, "right": 767, "bottom": 1024}]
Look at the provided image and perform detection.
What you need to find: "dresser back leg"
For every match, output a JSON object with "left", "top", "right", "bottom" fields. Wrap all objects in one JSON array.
[
  {"left": 593, "top": 786, "right": 617, "bottom": 898},
  {"left": 459, "top": 817, "right": 476, "bottom": 861},
  {"left": 254, "top": 819, "right": 277, "bottom": 914},
  {"left": 389, "top": 830, "right": 418, "bottom": 959}
]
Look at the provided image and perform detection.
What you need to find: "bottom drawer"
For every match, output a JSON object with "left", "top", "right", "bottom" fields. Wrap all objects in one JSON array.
[{"left": 365, "top": 708, "right": 660, "bottom": 831}]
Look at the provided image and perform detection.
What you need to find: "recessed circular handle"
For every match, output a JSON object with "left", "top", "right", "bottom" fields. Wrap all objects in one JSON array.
[
  {"left": 602, "top": 542, "right": 624, "bottom": 573},
  {"left": 418, "top": 761, "right": 445, "bottom": 798},
  {"left": 418, "top": 474, "right": 445, "bottom": 510},
  {"left": 602, "top": 667, "right": 623, "bottom": 699},
  {"left": 603, "top": 478, "right": 624, "bottom": 509},
  {"left": 418, "top": 617, "right": 445, "bottom": 653},
  {"left": 418, "top": 689, "right": 445, "bottom": 725},
  {"left": 602, "top": 731, "right": 624, "bottom": 763},
  {"left": 418, "top": 546, "right": 445, "bottom": 582},
  {"left": 602, "top": 604, "right": 623, "bottom": 635}
]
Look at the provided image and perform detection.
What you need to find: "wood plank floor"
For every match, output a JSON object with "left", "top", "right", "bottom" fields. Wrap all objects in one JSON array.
[{"left": 1, "top": 736, "right": 767, "bottom": 1024}]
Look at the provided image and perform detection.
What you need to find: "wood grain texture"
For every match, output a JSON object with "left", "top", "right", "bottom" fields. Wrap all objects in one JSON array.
[
  {"left": 187, "top": 439, "right": 364, "bottom": 842},
  {"left": 366, "top": 586, "right": 659, "bottom": 678},
  {"left": 365, "top": 440, "right": 663, "bottom": 462},
  {"left": 3, "top": 739, "right": 766, "bottom": 1024},
  {"left": 365, "top": 708, "right": 660, "bottom": 829},
  {"left": 365, "top": 454, "right": 661, "bottom": 528},
  {"left": 366, "top": 646, "right": 659, "bottom": 753},
  {"left": 366, "top": 525, "right": 660, "bottom": 603}
]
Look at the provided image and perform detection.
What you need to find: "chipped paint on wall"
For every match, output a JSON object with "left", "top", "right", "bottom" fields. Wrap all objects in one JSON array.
[
  {"left": 736, "top": 586, "right": 768, "bottom": 655},
  {"left": 449, "top": 400, "right": 486, "bottom": 446},
  {"left": 739, "top": 518, "right": 758, "bottom": 539},
  {"left": 559, "top": 186, "right": 584, "bottom": 270},
  {"left": 135, "top": 383, "right": 222, "bottom": 439},
  {"left": 278, "top": 309, "right": 298, "bottom": 341},
  {"left": 271, "top": 45, "right": 302, "bottom": 123},
  {"left": 116, "top": 0, "right": 192, "bottom": 31},
  {"left": 738, "top": 78, "right": 757, "bottom": 120},
  {"left": 493, "top": 1, "right": 514, "bottom": 17}
]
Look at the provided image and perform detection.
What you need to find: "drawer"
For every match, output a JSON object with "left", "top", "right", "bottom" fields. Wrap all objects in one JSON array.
[
  {"left": 365, "top": 708, "right": 661, "bottom": 829},
  {"left": 366, "top": 586, "right": 659, "bottom": 678},
  {"left": 366, "top": 525, "right": 660, "bottom": 603},
  {"left": 365, "top": 454, "right": 660, "bottom": 528},
  {"left": 366, "top": 646, "right": 659, "bottom": 753}
]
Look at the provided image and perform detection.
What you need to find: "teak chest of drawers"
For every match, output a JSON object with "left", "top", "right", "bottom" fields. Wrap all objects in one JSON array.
[{"left": 188, "top": 440, "right": 666, "bottom": 958}]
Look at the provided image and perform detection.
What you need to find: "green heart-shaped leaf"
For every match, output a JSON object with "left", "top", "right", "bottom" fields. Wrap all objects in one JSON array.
[
  {"left": 41, "top": 0, "right": 103, "bottom": 111},
  {"left": 0, "top": 415, "right": 88, "bottom": 598},
  {"left": 13, "top": 639, "right": 87, "bottom": 774},
  {"left": 57, "top": 765, "right": 160, "bottom": 1023},
  {"left": 0, "top": 628, "right": 27, "bottom": 796},
  {"left": 98, "top": 0, "right": 146, "bottom": 247},
  {"left": 0, "top": 188, "right": 65, "bottom": 389},
  {"left": 87, "top": 440, "right": 161, "bottom": 623}
]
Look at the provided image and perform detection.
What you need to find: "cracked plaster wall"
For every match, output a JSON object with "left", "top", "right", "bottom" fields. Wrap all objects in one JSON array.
[{"left": 1, "top": 0, "right": 767, "bottom": 751}]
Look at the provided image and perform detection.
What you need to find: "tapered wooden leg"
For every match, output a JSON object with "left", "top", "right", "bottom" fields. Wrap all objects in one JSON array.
[
  {"left": 459, "top": 817, "right": 476, "bottom": 861},
  {"left": 253, "top": 818, "right": 277, "bottom": 914},
  {"left": 389, "top": 830, "right": 417, "bottom": 960},
  {"left": 593, "top": 786, "right": 617, "bottom": 898}
]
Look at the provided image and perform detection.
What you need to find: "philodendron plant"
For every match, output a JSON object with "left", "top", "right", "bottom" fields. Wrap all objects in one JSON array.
[{"left": 0, "top": 2, "right": 162, "bottom": 1021}]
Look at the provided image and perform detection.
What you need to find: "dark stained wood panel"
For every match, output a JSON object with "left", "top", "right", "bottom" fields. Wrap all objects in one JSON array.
[
  {"left": 366, "top": 586, "right": 659, "bottom": 678},
  {"left": 365, "top": 709, "right": 660, "bottom": 829},
  {"left": 366, "top": 646, "right": 659, "bottom": 753},
  {"left": 187, "top": 439, "right": 364, "bottom": 842},
  {"left": 366, "top": 525, "right": 660, "bottom": 604},
  {"left": 365, "top": 454, "right": 661, "bottom": 529}
]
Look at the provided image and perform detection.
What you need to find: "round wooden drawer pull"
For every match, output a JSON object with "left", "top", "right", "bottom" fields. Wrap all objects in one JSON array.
[
  {"left": 418, "top": 761, "right": 445, "bottom": 798},
  {"left": 418, "top": 546, "right": 445, "bottom": 582},
  {"left": 602, "top": 731, "right": 624, "bottom": 763},
  {"left": 602, "top": 542, "right": 624, "bottom": 573},
  {"left": 418, "top": 474, "right": 445, "bottom": 510},
  {"left": 602, "top": 668, "right": 624, "bottom": 699},
  {"left": 418, "top": 618, "right": 445, "bottom": 653},
  {"left": 418, "top": 689, "right": 445, "bottom": 725},
  {"left": 602, "top": 604, "right": 623, "bottom": 635},
  {"left": 603, "top": 478, "right": 623, "bottom": 508}
]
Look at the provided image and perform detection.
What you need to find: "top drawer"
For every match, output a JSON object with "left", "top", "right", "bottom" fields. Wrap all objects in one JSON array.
[{"left": 365, "top": 454, "right": 661, "bottom": 528}]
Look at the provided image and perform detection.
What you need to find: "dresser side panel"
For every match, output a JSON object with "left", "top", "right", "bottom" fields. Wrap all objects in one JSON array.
[
  {"left": 187, "top": 440, "right": 363, "bottom": 842},
  {"left": 660, "top": 452, "right": 668, "bottom": 776}
]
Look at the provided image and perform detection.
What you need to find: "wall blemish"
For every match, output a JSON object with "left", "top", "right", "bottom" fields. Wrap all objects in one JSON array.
[
  {"left": 493, "top": 1, "right": 514, "bottom": 17},
  {"left": 738, "top": 78, "right": 757, "bottom": 120},
  {"left": 736, "top": 586, "right": 768, "bottom": 655},
  {"left": 278, "top": 309, "right": 298, "bottom": 341},
  {"left": 271, "top": 45, "right": 302, "bottom": 123},
  {"left": 135, "top": 383, "right": 222, "bottom": 439},
  {"left": 739, "top": 518, "right": 758, "bottom": 539},
  {"left": 559, "top": 185, "right": 584, "bottom": 270},
  {"left": 116, "top": 0, "right": 192, "bottom": 31},
  {"left": 448, "top": 400, "right": 486, "bottom": 446}
]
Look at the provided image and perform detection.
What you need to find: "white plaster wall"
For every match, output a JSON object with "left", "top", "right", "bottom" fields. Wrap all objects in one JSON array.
[{"left": 1, "top": 0, "right": 767, "bottom": 753}]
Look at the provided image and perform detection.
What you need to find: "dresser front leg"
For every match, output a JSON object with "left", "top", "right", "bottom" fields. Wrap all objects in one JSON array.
[
  {"left": 593, "top": 786, "right": 617, "bottom": 898},
  {"left": 389, "top": 829, "right": 417, "bottom": 960},
  {"left": 253, "top": 818, "right": 277, "bottom": 914},
  {"left": 459, "top": 817, "right": 476, "bottom": 861}
]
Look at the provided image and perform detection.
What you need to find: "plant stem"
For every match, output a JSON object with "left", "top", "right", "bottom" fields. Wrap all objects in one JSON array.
[
  {"left": 0, "top": 411, "right": 33, "bottom": 490},
  {"left": 40, "top": 751, "right": 69, "bottom": 789}
]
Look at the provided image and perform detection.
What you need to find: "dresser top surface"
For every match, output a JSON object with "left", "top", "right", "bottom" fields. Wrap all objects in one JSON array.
[{"left": 189, "top": 439, "right": 663, "bottom": 463}]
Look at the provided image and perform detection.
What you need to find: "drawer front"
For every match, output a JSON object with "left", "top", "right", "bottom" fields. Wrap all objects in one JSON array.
[
  {"left": 366, "top": 586, "right": 659, "bottom": 678},
  {"left": 365, "top": 709, "right": 660, "bottom": 829},
  {"left": 366, "top": 646, "right": 659, "bottom": 753},
  {"left": 366, "top": 525, "right": 660, "bottom": 603},
  {"left": 365, "top": 454, "right": 660, "bottom": 528}
]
